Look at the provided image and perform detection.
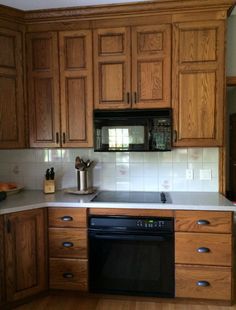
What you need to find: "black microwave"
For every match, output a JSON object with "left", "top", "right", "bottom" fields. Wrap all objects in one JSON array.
[{"left": 94, "top": 109, "right": 172, "bottom": 152}]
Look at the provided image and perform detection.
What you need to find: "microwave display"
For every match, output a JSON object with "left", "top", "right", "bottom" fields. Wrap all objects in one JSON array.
[{"left": 94, "top": 109, "right": 172, "bottom": 152}]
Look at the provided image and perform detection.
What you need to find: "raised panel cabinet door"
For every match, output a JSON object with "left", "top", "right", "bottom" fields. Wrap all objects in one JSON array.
[
  {"left": 0, "top": 28, "right": 25, "bottom": 148},
  {"left": 132, "top": 24, "right": 171, "bottom": 108},
  {"left": 27, "top": 32, "right": 60, "bottom": 147},
  {"left": 93, "top": 27, "right": 131, "bottom": 109},
  {"left": 4, "top": 209, "right": 47, "bottom": 302},
  {"left": 60, "top": 30, "right": 93, "bottom": 147},
  {"left": 172, "top": 20, "right": 225, "bottom": 146}
]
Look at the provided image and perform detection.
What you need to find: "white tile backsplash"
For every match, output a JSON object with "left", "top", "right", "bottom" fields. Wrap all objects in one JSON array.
[{"left": 0, "top": 148, "right": 219, "bottom": 192}]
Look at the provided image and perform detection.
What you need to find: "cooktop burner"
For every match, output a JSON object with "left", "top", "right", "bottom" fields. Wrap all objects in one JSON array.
[{"left": 91, "top": 191, "right": 171, "bottom": 204}]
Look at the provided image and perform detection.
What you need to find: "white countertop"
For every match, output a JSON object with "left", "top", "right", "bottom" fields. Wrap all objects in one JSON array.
[{"left": 0, "top": 190, "right": 235, "bottom": 215}]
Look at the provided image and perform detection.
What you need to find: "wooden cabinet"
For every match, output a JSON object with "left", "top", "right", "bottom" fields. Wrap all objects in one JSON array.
[
  {"left": 94, "top": 24, "right": 171, "bottom": 109},
  {"left": 27, "top": 32, "right": 60, "bottom": 148},
  {"left": 27, "top": 30, "right": 93, "bottom": 148},
  {"left": 172, "top": 20, "right": 225, "bottom": 147},
  {"left": 48, "top": 207, "right": 88, "bottom": 291},
  {"left": 4, "top": 209, "right": 47, "bottom": 302},
  {"left": 175, "top": 211, "right": 233, "bottom": 301},
  {"left": 0, "top": 28, "right": 25, "bottom": 148}
]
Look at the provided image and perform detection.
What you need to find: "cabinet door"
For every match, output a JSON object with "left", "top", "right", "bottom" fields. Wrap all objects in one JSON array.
[
  {"left": 4, "top": 209, "right": 47, "bottom": 302},
  {"left": 27, "top": 32, "right": 60, "bottom": 147},
  {"left": 59, "top": 30, "right": 93, "bottom": 147},
  {"left": 93, "top": 27, "right": 131, "bottom": 109},
  {"left": 172, "top": 20, "right": 224, "bottom": 146},
  {"left": 0, "top": 28, "right": 25, "bottom": 148},
  {"left": 132, "top": 24, "right": 171, "bottom": 108}
]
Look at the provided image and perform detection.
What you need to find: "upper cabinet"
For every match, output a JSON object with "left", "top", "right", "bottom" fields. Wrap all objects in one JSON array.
[
  {"left": 59, "top": 31, "right": 93, "bottom": 147},
  {"left": 27, "top": 31, "right": 93, "bottom": 148},
  {"left": 0, "top": 28, "right": 25, "bottom": 148},
  {"left": 93, "top": 25, "right": 171, "bottom": 109},
  {"left": 172, "top": 20, "right": 225, "bottom": 147},
  {"left": 27, "top": 32, "right": 60, "bottom": 148}
]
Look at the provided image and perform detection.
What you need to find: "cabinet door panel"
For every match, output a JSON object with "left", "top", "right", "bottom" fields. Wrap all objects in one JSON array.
[
  {"left": 179, "top": 71, "right": 215, "bottom": 139},
  {"left": 0, "top": 29, "right": 25, "bottom": 148},
  {"left": 27, "top": 32, "right": 60, "bottom": 147},
  {"left": 132, "top": 25, "right": 171, "bottom": 108},
  {"left": 4, "top": 209, "right": 47, "bottom": 302},
  {"left": 60, "top": 30, "right": 93, "bottom": 147},
  {"left": 94, "top": 27, "right": 131, "bottom": 109},
  {"left": 172, "top": 20, "right": 224, "bottom": 146}
]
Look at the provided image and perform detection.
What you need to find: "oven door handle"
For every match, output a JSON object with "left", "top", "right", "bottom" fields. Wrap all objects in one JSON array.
[{"left": 90, "top": 233, "right": 168, "bottom": 242}]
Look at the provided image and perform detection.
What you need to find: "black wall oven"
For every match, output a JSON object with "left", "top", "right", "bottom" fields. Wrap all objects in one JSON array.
[{"left": 88, "top": 216, "right": 174, "bottom": 298}]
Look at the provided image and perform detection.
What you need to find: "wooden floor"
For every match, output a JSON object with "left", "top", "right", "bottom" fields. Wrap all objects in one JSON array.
[{"left": 15, "top": 295, "right": 236, "bottom": 310}]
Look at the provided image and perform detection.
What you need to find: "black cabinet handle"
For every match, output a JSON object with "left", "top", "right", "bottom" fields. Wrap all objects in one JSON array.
[
  {"left": 63, "top": 132, "right": 66, "bottom": 144},
  {"left": 127, "top": 92, "right": 130, "bottom": 104},
  {"left": 197, "top": 247, "right": 210, "bottom": 253},
  {"left": 197, "top": 220, "right": 210, "bottom": 225},
  {"left": 56, "top": 132, "right": 59, "bottom": 144},
  {"left": 62, "top": 242, "right": 74, "bottom": 248},
  {"left": 61, "top": 216, "right": 73, "bottom": 222},
  {"left": 63, "top": 272, "right": 74, "bottom": 279},
  {"left": 196, "top": 281, "right": 210, "bottom": 287}
]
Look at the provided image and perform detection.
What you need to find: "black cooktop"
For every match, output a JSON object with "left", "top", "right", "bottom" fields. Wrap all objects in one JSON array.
[{"left": 91, "top": 191, "right": 171, "bottom": 204}]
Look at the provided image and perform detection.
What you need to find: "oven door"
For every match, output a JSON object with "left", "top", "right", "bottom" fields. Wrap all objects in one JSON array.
[{"left": 89, "top": 231, "right": 174, "bottom": 297}]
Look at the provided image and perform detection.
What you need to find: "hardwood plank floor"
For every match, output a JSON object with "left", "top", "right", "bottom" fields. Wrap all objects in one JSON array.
[{"left": 15, "top": 295, "right": 236, "bottom": 310}]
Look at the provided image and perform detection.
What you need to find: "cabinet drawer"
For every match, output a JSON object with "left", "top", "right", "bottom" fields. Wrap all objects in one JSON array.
[
  {"left": 175, "top": 265, "right": 232, "bottom": 301},
  {"left": 50, "top": 258, "right": 88, "bottom": 291},
  {"left": 49, "top": 228, "right": 87, "bottom": 258},
  {"left": 175, "top": 211, "right": 232, "bottom": 233},
  {"left": 48, "top": 208, "right": 87, "bottom": 228},
  {"left": 175, "top": 232, "right": 232, "bottom": 266}
]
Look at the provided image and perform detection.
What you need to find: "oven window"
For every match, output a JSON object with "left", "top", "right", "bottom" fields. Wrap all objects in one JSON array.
[{"left": 89, "top": 233, "right": 174, "bottom": 297}]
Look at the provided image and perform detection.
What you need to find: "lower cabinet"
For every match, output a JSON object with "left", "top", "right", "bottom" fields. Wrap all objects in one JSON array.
[
  {"left": 175, "top": 211, "right": 233, "bottom": 302},
  {"left": 4, "top": 209, "right": 47, "bottom": 302},
  {"left": 48, "top": 207, "right": 88, "bottom": 291}
]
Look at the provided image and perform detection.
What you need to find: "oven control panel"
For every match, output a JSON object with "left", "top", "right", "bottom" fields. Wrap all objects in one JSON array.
[{"left": 136, "top": 219, "right": 169, "bottom": 230}]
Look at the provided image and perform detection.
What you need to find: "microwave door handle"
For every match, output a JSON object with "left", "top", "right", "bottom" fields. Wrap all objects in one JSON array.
[{"left": 91, "top": 233, "right": 167, "bottom": 242}]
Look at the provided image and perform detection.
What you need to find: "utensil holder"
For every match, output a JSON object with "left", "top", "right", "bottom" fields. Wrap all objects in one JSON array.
[{"left": 77, "top": 170, "right": 91, "bottom": 191}]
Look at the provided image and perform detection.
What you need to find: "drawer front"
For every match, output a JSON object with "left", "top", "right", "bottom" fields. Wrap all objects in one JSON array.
[
  {"left": 175, "top": 211, "right": 232, "bottom": 233},
  {"left": 48, "top": 208, "right": 87, "bottom": 228},
  {"left": 49, "top": 228, "right": 87, "bottom": 258},
  {"left": 50, "top": 258, "right": 88, "bottom": 291},
  {"left": 175, "top": 232, "right": 232, "bottom": 266},
  {"left": 175, "top": 265, "right": 232, "bottom": 301}
]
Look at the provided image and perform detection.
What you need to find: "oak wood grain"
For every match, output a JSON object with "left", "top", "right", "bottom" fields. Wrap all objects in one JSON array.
[
  {"left": 48, "top": 208, "right": 87, "bottom": 228},
  {"left": 59, "top": 30, "right": 93, "bottom": 147},
  {"left": 89, "top": 208, "right": 174, "bottom": 217},
  {"left": 26, "top": 32, "right": 60, "bottom": 147},
  {"left": 175, "top": 211, "right": 233, "bottom": 233},
  {"left": 49, "top": 258, "right": 88, "bottom": 291},
  {"left": 175, "top": 265, "right": 232, "bottom": 301},
  {"left": 172, "top": 20, "right": 225, "bottom": 147},
  {"left": 49, "top": 228, "right": 87, "bottom": 259},
  {"left": 0, "top": 28, "right": 25, "bottom": 148},
  {"left": 175, "top": 232, "right": 232, "bottom": 266},
  {"left": 4, "top": 209, "right": 47, "bottom": 302}
]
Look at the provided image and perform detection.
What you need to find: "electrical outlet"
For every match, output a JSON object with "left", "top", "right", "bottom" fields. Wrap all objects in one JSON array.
[
  {"left": 186, "top": 169, "right": 193, "bottom": 180},
  {"left": 199, "top": 169, "right": 212, "bottom": 180}
]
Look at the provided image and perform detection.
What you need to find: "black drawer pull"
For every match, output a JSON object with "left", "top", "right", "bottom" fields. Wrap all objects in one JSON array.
[
  {"left": 197, "top": 219, "right": 210, "bottom": 225},
  {"left": 61, "top": 216, "right": 73, "bottom": 222},
  {"left": 196, "top": 281, "right": 210, "bottom": 287},
  {"left": 63, "top": 272, "right": 74, "bottom": 279},
  {"left": 197, "top": 247, "right": 210, "bottom": 253},
  {"left": 62, "top": 242, "right": 74, "bottom": 248}
]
